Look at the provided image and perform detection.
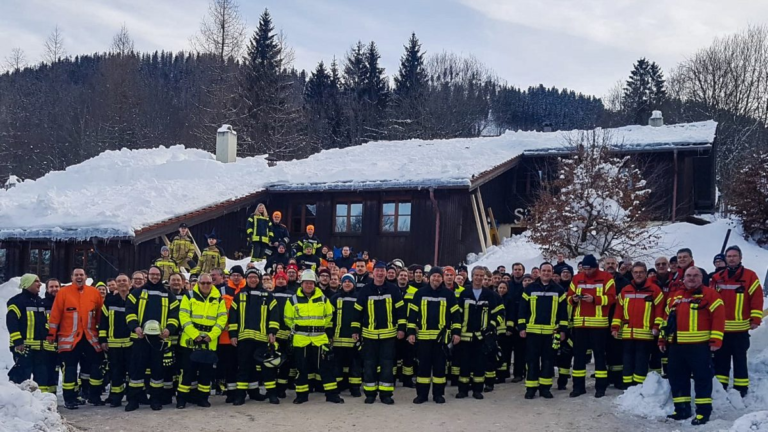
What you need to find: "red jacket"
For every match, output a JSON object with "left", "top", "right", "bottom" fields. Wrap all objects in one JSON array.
[
  {"left": 660, "top": 286, "right": 725, "bottom": 348},
  {"left": 219, "top": 279, "right": 245, "bottom": 345},
  {"left": 710, "top": 266, "right": 763, "bottom": 332},
  {"left": 48, "top": 284, "right": 103, "bottom": 353},
  {"left": 567, "top": 269, "right": 616, "bottom": 328},
  {"left": 611, "top": 279, "right": 664, "bottom": 340}
]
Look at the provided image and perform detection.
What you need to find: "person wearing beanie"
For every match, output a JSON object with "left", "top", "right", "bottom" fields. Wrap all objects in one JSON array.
[
  {"left": 270, "top": 271, "right": 294, "bottom": 399},
  {"left": 331, "top": 272, "right": 363, "bottom": 397},
  {"left": 216, "top": 264, "right": 246, "bottom": 403},
  {"left": 566, "top": 254, "right": 616, "bottom": 398},
  {"left": 352, "top": 259, "right": 406, "bottom": 405},
  {"left": 407, "top": 266, "right": 461, "bottom": 404},
  {"left": 710, "top": 254, "right": 727, "bottom": 279},
  {"left": 266, "top": 242, "right": 290, "bottom": 274},
  {"left": 293, "top": 225, "right": 322, "bottom": 258},
  {"left": 710, "top": 244, "right": 763, "bottom": 398},
  {"left": 269, "top": 211, "right": 290, "bottom": 258},
  {"left": 7, "top": 274, "right": 49, "bottom": 387},
  {"left": 297, "top": 243, "right": 322, "bottom": 272},
  {"left": 317, "top": 267, "right": 333, "bottom": 296},
  {"left": 409, "top": 264, "right": 426, "bottom": 290},
  {"left": 155, "top": 245, "right": 179, "bottom": 282}
]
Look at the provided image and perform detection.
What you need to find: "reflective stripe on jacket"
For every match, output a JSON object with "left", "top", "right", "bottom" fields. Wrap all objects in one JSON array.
[
  {"left": 179, "top": 286, "right": 227, "bottom": 350},
  {"left": 284, "top": 288, "right": 333, "bottom": 347},
  {"left": 48, "top": 284, "right": 103, "bottom": 353}
]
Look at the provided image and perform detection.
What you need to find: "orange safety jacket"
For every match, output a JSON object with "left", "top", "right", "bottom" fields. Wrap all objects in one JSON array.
[
  {"left": 611, "top": 279, "right": 664, "bottom": 340},
  {"left": 660, "top": 286, "right": 725, "bottom": 348},
  {"left": 48, "top": 284, "right": 104, "bottom": 353},
  {"left": 567, "top": 270, "right": 616, "bottom": 328},
  {"left": 218, "top": 279, "right": 245, "bottom": 345},
  {"left": 710, "top": 266, "right": 763, "bottom": 332}
]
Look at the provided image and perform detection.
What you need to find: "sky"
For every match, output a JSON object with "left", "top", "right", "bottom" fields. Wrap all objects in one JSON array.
[{"left": 1, "top": 0, "right": 766, "bottom": 97}]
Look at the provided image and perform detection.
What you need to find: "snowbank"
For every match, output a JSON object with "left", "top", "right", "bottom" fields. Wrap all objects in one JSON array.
[
  {"left": 0, "top": 121, "right": 715, "bottom": 241},
  {"left": 730, "top": 411, "right": 768, "bottom": 432},
  {"left": 0, "top": 278, "right": 68, "bottom": 431}
]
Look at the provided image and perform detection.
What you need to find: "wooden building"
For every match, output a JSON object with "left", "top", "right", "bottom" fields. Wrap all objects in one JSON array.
[{"left": 0, "top": 119, "right": 717, "bottom": 284}]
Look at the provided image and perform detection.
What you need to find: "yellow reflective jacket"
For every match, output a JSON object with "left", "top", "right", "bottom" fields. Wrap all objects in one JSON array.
[
  {"left": 179, "top": 285, "right": 228, "bottom": 351},
  {"left": 284, "top": 288, "right": 333, "bottom": 348}
]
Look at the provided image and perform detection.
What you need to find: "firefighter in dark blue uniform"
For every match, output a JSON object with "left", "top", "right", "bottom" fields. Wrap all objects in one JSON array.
[{"left": 6, "top": 274, "right": 49, "bottom": 387}]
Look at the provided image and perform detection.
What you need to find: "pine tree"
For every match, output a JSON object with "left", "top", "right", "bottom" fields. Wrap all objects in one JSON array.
[
  {"left": 623, "top": 58, "right": 667, "bottom": 125},
  {"left": 391, "top": 33, "right": 427, "bottom": 139},
  {"left": 394, "top": 33, "right": 427, "bottom": 98}
]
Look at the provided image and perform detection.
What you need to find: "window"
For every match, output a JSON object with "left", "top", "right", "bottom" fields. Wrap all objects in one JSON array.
[
  {"left": 290, "top": 203, "right": 317, "bottom": 234},
  {"left": 381, "top": 201, "right": 411, "bottom": 233},
  {"left": 29, "top": 248, "right": 51, "bottom": 282},
  {"left": 74, "top": 247, "right": 99, "bottom": 280},
  {"left": 335, "top": 203, "right": 363, "bottom": 233}
]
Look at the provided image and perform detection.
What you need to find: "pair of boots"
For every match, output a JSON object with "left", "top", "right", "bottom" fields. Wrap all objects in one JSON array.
[
  {"left": 176, "top": 392, "right": 210, "bottom": 409},
  {"left": 413, "top": 387, "right": 445, "bottom": 404},
  {"left": 667, "top": 404, "right": 710, "bottom": 426},
  {"left": 233, "top": 389, "right": 279, "bottom": 405},
  {"left": 524, "top": 386, "right": 553, "bottom": 399},
  {"left": 456, "top": 383, "right": 484, "bottom": 400},
  {"left": 293, "top": 392, "right": 344, "bottom": 404}
]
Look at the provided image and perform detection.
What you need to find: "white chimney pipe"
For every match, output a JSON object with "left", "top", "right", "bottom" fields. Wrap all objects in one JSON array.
[
  {"left": 649, "top": 110, "right": 663, "bottom": 127},
  {"left": 216, "top": 125, "right": 237, "bottom": 163}
]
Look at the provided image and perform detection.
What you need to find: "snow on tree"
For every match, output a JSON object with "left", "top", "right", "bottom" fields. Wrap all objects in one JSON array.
[
  {"left": 729, "top": 151, "right": 768, "bottom": 245},
  {"left": 528, "top": 130, "right": 660, "bottom": 259}
]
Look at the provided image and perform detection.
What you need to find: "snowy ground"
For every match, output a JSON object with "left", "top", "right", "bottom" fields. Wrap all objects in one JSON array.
[{"left": 469, "top": 218, "right": 768, "bottom": 431}]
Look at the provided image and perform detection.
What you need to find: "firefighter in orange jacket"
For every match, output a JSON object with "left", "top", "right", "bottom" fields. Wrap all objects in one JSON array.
[
  {"left": 710, "top": 245, "right": 763, "bottom": 397},
  {"left": 218, "top": 265, "right": 246, "bottom": 402},
  {"left": 47, "top": 268, "right": 104, "bottom": 410},
  {"left": 660, "top": 266, "right": 725, "bottom": 426},
  {"left": 611, "top": 262, "right": 664, "bottom": 387},
  {"left": 566, "top": 254, "right": 615, "bottom": 398}
]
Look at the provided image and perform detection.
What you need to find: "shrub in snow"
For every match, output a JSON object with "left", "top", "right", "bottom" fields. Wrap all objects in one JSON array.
[
  {"left": 729, "top": 152, "right": 768, "bottom": 246},
  {"left": 528, "top": 129, "right": 659, "bottom": 259}
]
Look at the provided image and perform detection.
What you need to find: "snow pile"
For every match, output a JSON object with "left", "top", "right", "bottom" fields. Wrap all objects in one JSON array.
[
  {"left": 730, "top": 411, "right": 768, "bottom": 432},
  {"left": 0, "top": 278, "right": 68, "bottom": 432},
  {"left": 614, "top": 372, "right": 671, "bottom": 419},
  {"left": 0, "top": 120, "right": 715, "bottom": 241}
]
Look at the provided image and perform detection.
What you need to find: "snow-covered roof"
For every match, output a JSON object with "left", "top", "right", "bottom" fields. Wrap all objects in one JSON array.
[{"left": 0, "top": 120, "right": 716, "bottom": 241}]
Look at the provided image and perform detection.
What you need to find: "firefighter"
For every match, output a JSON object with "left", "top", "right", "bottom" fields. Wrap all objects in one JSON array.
[
  {"left": 555, "top": 267, "right": 575, "bottom": 390},
  {"left": 710, "top": 245, "right": 763, "bottom": 397},
  {"left": 518, "top": 263, "right": 568, "bottom": 399},
  {"left": 6, "top": 274, "right": 49, "bottom": 388},
  {"left": 297, "top": 243, "right": 322, "bottom": 271},
  {"left": 170, "top": 223, "right": 196, "bottom": 271},
  {"left": 507, "top": 263, "right": 527, "bottom": 383},
  {"left": 155, "top": 246, "right": 179, "bottom": 282},
  {"left": 456, "top": 266, "right": 502, "bottom": 400},
  {"left": 407, "top": 267, "right": 462, "bottom": 404},
  {"left": 191, "top": 231, "right": 226, "bottom": 276},
  {"left": 443, "top": 266, "right": 464, "bottom": 386},
  {"left": 603, "top": 256, "right": 629, "bottom": 389},
  {"left": 285, "top": 270, "right": 344, "bottom": 404},
  {"left": 271, "top": 271, "right": 295, "bottom": 398},
  {"left": 395, "top": 268, "right": 418, "bottom": 388},
  {"left": 269, "top": 211, "right": 290, "bottom": 256},
  {"left": 352, "top": 261, "right": 406, "bottom": 405},
  {"left": 648, "top": 256, "right": 673, "bottom": 375},
  {"left": 176, "top": 273, "right": 228, "bottom": 409},
  {"left": 41, "top": 278, "right": 60, "bottom": 395},
  {"left": 660, "top": 266, "right": 725, "bottom": 426},
  {"left": 293, "top": 225, "right": 322, "bottom": 257},
  {"left": 217, "top": 265, "right": 246, "bottom": 402},
  {"left": 670, "top": 248, "right": 710, "bottom": 291},
  {"left": 247, "top": 203, "right": 273, "bottom": 262},
  {"left": 610, "top": 262, "right": 664, "bottom": 387},
  {"left": 331, "top": 273, "right": 363, "bottom": 397},
  {"left": 125, "top": 266, "right": 180, "bottom": 411},
  {"left": 229, "top": 268, "right": 280, "bottom": 405},
  {"left": 353, "top": 257, "right": 372, "bottom": 289},
  {"left": 99, "top": 274, "right": 133, "bottom": 407},
  {"left": 567, "top": 254, "right": 616, "bottom": 398},
  {"left": 48, "top": 268, "right": 104, "bottom": 410}
]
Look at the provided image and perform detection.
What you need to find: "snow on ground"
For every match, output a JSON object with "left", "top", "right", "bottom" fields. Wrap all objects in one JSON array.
[
  {"left": 0, "top": 278, "right": 68, "bottom": 431},
  {"left": 0, "top": 121, "right": 715, "bottom": 241},
  {"left": 729, "top": 411, "right": 768, "bottom": 432}
]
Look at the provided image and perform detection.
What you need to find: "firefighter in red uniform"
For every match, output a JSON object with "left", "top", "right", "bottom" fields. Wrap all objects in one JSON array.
[
  {"left": 611, "top": 262, "right": 664, "bottom": 387},
  {"left": 709, "top": 245, "right": 763, "bottom": 397},
  {"left": 567, "top": 254, "right": 615, "bottom": 398},
  {"left": 660, "top": 266, "right": 725, "bottom": 426}
]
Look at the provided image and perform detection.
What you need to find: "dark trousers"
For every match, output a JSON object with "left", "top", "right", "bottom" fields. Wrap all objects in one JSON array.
[
  {"left": 362, "top": 337, "right": 396, "bottom": 397},
  {"left": 293, "top": 345, "right": 338, "bottom": 395},
  {"left": 396, "top": 337, "right": 415, "bottom": 382},
  {"left": 177, "top": 347, "right": 214, "bottom": 398},
  {"left": 334, "top": 346, "right": 362, "bottom": 389},
  {"left": 60, "top": 339, "right": 103, "bottom": 403},
  {"left": 127, "top": 337, "right": 165, "bottom": 403},
  {"left": 572, "top": 328, "right": 608, "bottom": 392},
  {"left": 416, "top": 340, "right": 447, "bottom": 398},
  {"left": 250, "top": 243, "right": 268, "bottom": 262},
  {"left": 511, "top": 331, "right": 527, "bottom": 378},
  {"left": 216, "top": 344, "right": 237, "bottom": 393},
  {"left": 714, "top": 332, "right": 750, "bottom": 391},
  {"left": 106, "top": 346, "right": 131, "bottom": 402},
  {"left": 8, "top": 348, "right": 48, "bottom": 387},
  {"left": 276, "top": 338, "right": 294, "bottom": 391},
  {"left": 497, "top": 333, "right": 512, "bottom": 380},
  {"left": 236, "top": 340, "right": 276, "bottom": 395},
  {"left": 622, "top": 339, "right": 652, "bottom": 385},
  {"left": 524, "top": 333, "right": 555, "bottom": 389},
  {"left": 458, "top": 339, "right": 486, "bottom": 394},
  {"left": 556, "top": 338, "right": 574, "bottom": 387},
  {"left": 606, "top": 331, "right": 623, "bottom": 384},
  {"left": 669, "top": 343, "right": 714, "bottom": 418},
  {"left": 649, "top": 339, "right": 663, "bottom": 374},
  {"left": 42, "top": 348, "right": 60, "bottom": 394}
]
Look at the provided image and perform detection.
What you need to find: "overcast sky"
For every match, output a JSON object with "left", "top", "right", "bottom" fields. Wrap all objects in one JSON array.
[{"left": 1, "top": 0, "right": 766, "bottom": 97}]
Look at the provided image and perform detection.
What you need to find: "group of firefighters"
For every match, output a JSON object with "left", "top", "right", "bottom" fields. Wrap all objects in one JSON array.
[{"left": 5, "top": 217, "right": 765, "bottom": 427}]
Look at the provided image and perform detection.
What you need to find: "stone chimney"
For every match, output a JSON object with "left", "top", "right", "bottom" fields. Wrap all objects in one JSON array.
[
  {"left": 649, "top": 110, "right": 663, "bottom": 127},
  {"left": 216, "top": 125, "right": 237, "bottom": 163}
]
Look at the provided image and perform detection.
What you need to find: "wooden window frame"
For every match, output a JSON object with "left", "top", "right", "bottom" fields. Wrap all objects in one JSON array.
[
  {"left": 289, "top": 202, "right": 318, "bottom": 235},
  {"left": 380, "top": 200, "right": 412, "bottom": 234},
  {"left": 29, "top": 247, "right": 52, "bottom": 281},
  {"left": 334, "top": 201, "right": 363, "bottom": 235}
]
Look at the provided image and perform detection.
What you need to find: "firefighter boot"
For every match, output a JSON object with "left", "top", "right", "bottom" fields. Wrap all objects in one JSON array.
[
  {"left": 350, "top": 386, "right": 362, "bottom": 398},
  {"left": 248, "top": 389, "right": 266, "bottom": 401},
  {"left": 667, "top": 403, "right": 692, "bottom": 421},
  {"left": 524, "top": 388, "right": 537, "bottom": 399},
  {"left": 570, "top": 378, "right": 586, "bottom": 398},
  {"left": 539, "top": 386, "right": 554, "bottom": 399},
  {"left": 293, "top": 393, "right": 309, "bottom": 405},
  {"left": 197, "top": 393, "right": 211, "bottom": 408},
  {"left": 175, "top": 393, "right": 186, "bottom": 409},
  {"left": 232, "top": 390, "right": 246, "bottom": 406},
  {"left": 557, "top": 375, "right": 568, "bottom": 390},
  {"left": 691, "top": 414, "right": 710, "bottom": 426},
  {"left": 326, "top": 393, "right": 345, "bottom": 404}
]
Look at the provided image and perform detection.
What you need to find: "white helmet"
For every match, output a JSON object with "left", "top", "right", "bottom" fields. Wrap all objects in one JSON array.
[{"left": 300, "top": 269, "right": 317, "bottom": 283}]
